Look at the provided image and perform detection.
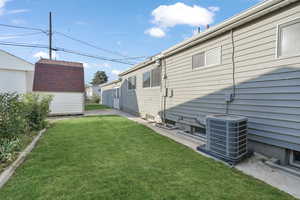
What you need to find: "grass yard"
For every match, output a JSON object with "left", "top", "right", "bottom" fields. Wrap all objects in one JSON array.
[
  {"left": 0, "top": 116, "right": 296, "bottom": 200},
  {"left": 85, "top": 103, "right": 109, "bottom": 111}
]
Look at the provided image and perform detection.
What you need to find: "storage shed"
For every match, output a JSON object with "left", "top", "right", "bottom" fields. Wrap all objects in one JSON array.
[
  {"left": 33, "top": 59, "right": 85, "bottom": 115},
  {"left": 0, "top": 49, "right": 34, "bottom": 93}
]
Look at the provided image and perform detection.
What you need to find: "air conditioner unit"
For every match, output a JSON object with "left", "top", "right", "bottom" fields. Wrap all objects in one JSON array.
[{"left": 205, "top": 114, "right": 248, "bottom": 164}]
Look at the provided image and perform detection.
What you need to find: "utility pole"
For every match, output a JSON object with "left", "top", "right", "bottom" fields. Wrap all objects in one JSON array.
[{"left": 49, "top": 12, "right": 52, "bottom": 60}]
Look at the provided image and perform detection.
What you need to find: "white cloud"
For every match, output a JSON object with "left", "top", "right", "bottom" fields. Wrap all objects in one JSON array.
[
  {"left": 145, "top": 3, "right": 219, "bottom": 38},
  {"left": 145, "top": 27, "right": 166, "bottom": 38},
  {"left": 111, "top": 69, "right": 121, "bottom": 75},
  {"left": 83, "top": 63, "right": 90, "bottom": 68},
  {"left": 0, "top": 0, "right": 7, "bottom": 9},
  {"left": 151, "top": 3, "right": 215, "bottom": 28},
  {"left": 0, "top": 0, "right": 8, "bottom": 15},
  {"left": 11, "top": 19, "right": 26, "bottom": 25},
  {"left": 208, "top": 6, "right": 220, "bottom": 12},
  {"left": 33, "top": 51, "right": 58, "bottom": 59},
  {"left": 75, "top": 21, "right": 87, "bottom": 25},
  {"left": 81, "top": 62, "right": 112, "bottom": 69},
  {"left": 6, "top": 9, "right": 30, "bottom": 14}
]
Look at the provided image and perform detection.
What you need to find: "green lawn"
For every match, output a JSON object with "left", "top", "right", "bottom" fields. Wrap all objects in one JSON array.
[
  {"left": 85, "top": 103, "right": 109, "bottom": 111},
  {"left": 0, "top": 116, "right": 295, "bottom": 200}
]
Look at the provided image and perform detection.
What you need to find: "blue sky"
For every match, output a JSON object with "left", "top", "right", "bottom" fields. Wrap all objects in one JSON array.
[{"left": 0, "top": 0, "right": 260, "bottom": 84}]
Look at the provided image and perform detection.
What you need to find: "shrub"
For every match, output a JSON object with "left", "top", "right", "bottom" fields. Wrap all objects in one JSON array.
[
  {"left": 90, "top": 94, "right": 100, "bottom": 104},
  {"left": 22, "top": 93, "right": 53, "bottom": 131},
  {"left": 0, "top": 93, "right": 27, "bottom": 139},
  {"left": 0, "top": 137, "right": 20, "bottom": 163}
]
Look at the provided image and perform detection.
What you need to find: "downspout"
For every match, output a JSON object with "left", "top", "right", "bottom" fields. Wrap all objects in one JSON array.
[{"left": 162, "top": 59, "right": 167, "bottom": 123}]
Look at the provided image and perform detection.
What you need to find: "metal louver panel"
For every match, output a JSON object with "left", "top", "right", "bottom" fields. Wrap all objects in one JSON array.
[{"left": 206, "top": 115, "right": 248, "bottom": 163}]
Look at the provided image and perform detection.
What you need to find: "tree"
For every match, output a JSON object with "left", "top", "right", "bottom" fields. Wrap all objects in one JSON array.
[{"left": 90, "top": 71, "right": 108, "bottom": 85}]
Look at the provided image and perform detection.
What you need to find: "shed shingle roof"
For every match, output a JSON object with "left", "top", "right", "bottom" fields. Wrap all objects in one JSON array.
[{"left": 33, "top": 59, "right": 85, "bottom": 93}]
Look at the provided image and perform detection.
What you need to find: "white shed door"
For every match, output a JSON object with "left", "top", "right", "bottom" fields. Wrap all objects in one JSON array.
[
  {"left": 48, "top": 92, "right": 84, "bottom": 115},
  {"left": 0, "top": 69, "right": 27, "bottom": 93}
]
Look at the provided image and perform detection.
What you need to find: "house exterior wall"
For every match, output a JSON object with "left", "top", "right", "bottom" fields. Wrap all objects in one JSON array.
[
  {"left": 120, "top": 62, "right": 162, "bottom": 119},
  {"left": 36, "top": 92, "right": 84, "bottom": 115},
  {"left": 116, "top": 2, "right": 300, "bottom": 163},
  {"left": 163, "top": 2, "right": 300, "bottom": 155},
  {"left": 0, "top": 50, "right": 34, "bottom": 93},
  {"left": 101, "top": 81, "right": 121, "bottom": 108}
]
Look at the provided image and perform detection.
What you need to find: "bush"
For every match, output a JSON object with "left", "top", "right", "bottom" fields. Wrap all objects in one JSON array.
[
  {"left": 0, "top": 93, "right": 27, "bottom": 139},
  {"left": 90, "top": 95, "right": 100, "bottom": 104},
  {"left": 0, "top": 137, "right": 20, "bottom": 163},
  {"left": 22, "top": 93, "right": 53, "bottom": 131}
]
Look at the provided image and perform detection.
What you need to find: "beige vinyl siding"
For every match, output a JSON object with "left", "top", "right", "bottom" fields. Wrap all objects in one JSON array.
[
  {"left": 164, "top": 2, "right": 300, "bottom": 151},
  {"left": 101, "top": 81, "right": 121, "bottom": 108},
  {"left": 121, "top": 63, "right": 162, "bottom": 119}
]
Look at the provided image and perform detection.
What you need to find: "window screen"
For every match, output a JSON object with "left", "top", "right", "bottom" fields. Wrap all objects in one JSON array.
[
  {"left": 151, "top": 67, "right": 161, "bottom": 87},
  {"left": 192, "top": 52, "right": 205, "bottom": 68},
  {"left": 128, "top": 76, "right": 136, "bottom": 90},
  {"left": 278, "top": 19, "right": 300, "bottom": 57},
  {"left": 206, "top": 47, "right": 221, "bottom": 66},
  {"left": 143, "top": 71, "right": 151, "bottom": 88}
]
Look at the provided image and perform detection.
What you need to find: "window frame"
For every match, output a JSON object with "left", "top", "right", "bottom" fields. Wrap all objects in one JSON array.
[
  {"left": 290, "top": 150, "right": 300, "bottom": 168},
  {"left": 192, "top": 47, "right": 222, "bottom": 70},
  {"left": 127, "top": 76, "right": 136, "bottom": 91},
  {"left": 192, "top": 51, "right": 205, "bottom": 69},
  {"left": 142, "top": 71, "right": 151, "bottom": 88},
  {"left": 276, "top": 18, "right": 300, "bottom": 58},
  {"left": 142, "top": 67, "right": 162, "bottom": 89},
  {"left": 150, "top": 67, "right": 162, "bottom": 88}
]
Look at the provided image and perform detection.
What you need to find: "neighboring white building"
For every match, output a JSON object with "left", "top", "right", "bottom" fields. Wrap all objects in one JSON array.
[
  {"left": 85, "top": 85, "right": 101, "bottom": 99},
  {"left": 0, "top": 49, "right": 34, "bottom": 93},
  {"left": 33, "top": 59, "right": 85, "bottom": 115}
]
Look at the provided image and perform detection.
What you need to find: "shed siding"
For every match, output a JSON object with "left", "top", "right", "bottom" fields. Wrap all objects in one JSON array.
[
  {"left": 164, "top": 2, "right": 300, "bottom": 151},
  {"left": 37, "top": 92, "right": 84, "bottom": 115}
]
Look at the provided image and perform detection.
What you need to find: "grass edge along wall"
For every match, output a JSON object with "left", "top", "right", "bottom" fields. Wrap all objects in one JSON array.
[{"left": 102, "top": 0, "right": 300, "bottom": 167}]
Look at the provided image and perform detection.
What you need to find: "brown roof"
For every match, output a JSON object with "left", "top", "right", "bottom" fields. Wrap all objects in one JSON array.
[{"left": 33, "top": 59, "right": 85, "bottom": 93}]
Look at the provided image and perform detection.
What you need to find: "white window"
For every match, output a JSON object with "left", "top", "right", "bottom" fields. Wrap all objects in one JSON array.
[
  {"left": 192, "top": 52, "right": 205, "bottom": 68},
  {"left": 278, "top": 19, "right": 300, "bottom": 57},
  {"left": 290, "top": 150, "right": 300, "bottom": 168},
  {"left": 127, "top": 76, "right": 136, "bottom": 90},
  {"left": 151, "top": 67, "right": 161, "bottom": 87},
  {"left": 143, "top": 71, "right": 151, "bottom": 88},
  {"left": 206, "top": 47, "right": 221, "bottom": 66},
  {"left": 192, "top": 47, "right": 221, "bottom": 69}
]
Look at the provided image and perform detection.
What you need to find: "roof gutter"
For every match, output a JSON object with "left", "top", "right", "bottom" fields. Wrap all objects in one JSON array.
[
  {"left": 162, "top": 0, "right": 296, "bottom": 57},
  {"left": 120, "top": 0, "right": 297, "bottom": 76}
]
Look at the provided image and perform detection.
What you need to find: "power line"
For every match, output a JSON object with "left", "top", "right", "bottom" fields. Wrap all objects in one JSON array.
[
  {"left": 0, "top": 41, "right": 48, "bottom": 49},
  {"left": 55, "top": 31, "right": 146, "bottom": 60},
  {"left": 0, "top": 41, "right": 135, "bottom": 65},
  {"left": 55, "top": 47, "right": 135, "bottom": 65},
  {"left": 0, "top": 23, "right": 146, "bottom": 62},
  {"left": 0, "top": 23, "right": 47, "bottom": 33},
  {"left": 0, "top": 32, "right": 45, "bottom": 38}
]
